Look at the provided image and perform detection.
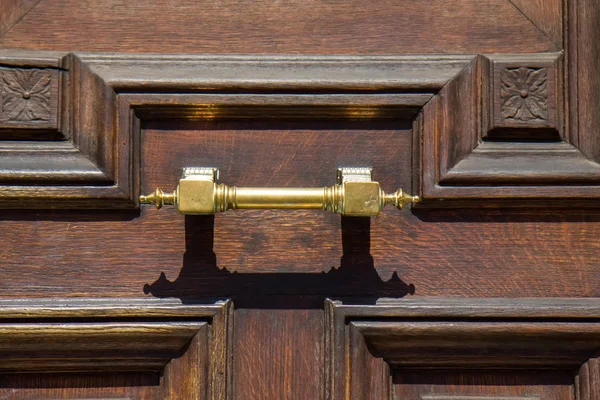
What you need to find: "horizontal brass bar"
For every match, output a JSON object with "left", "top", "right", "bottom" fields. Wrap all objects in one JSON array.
[
  {"left": 140, "top": 167, "right": 419, "bottom": 217},
  {"left": 231, "top": 187, "right": 328, "bottom": 209}
]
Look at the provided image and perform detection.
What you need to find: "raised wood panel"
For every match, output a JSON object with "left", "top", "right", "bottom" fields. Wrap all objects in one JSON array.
[
  {"left": 326, "top": 298, "right": 600, "bottom": 400},
  {"left": 0, "top": 299, "right": 233, "bottom": 400},
  {"left": 0, "top": 321, "right": 205, "bottom": 372}
]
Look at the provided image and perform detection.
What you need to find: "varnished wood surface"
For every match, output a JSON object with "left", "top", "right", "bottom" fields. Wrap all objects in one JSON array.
[
  {"left": 0, "top": 0, "right": 557, "bottom": 54},
  {"left": 0, "top": 373, "right": 159, "bottom": 400},
  {"left": 1, "top": 208, "right": 599, "bottom": 299},
  {"left": 509, "top": 0, "right": 563, "bottom": 47},
  {"left": 1, "top": 1, "right": 599, "bottom": 399},
  {"left": 0, "top": 299, "right": 232, "bottom": 399},
  {"left": 233, "top": 309, "right": 323, "bottom": 400},
  {"left": 393, "top": 370, "right": 574, "bottom": 400},
  {"left": 327, "top": 299, "right": 600, "bottom": 399}
]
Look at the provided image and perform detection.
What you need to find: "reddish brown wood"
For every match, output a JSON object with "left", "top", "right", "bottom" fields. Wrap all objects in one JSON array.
[
  {"left": 394, "top": 370, "right": 574, "bottom": 400},
  {"left": 509, "top": 0, "right": 564, "bottom": 47},
  {"left": 233, "top": 309, "right": 323, "bottom": 400},
  {"left": 0, "top": 0, "right": 556, "bottom": 55},
  {"left": 327, "top": 298, "right": 600, "bottom": 400},
  {"left": 0, "top": 207, "right": 599, "bottom": 299},
  {"left": 0, "top": 1, "right": 598, "bottom": 400},
  {"left": 0, "top": 0, "right": 40, "bottom": 38},
  {"left": 0, "top": 299, "right": 232, "bottom": 399},
  {"left": 0, "top": 373, "right": 160, "bottom": 400}
]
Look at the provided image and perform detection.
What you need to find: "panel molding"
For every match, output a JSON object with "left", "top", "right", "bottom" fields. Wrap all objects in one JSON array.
[
  {"left": 0, "top": 50, "right": 469, "bottom": 208},
  {"left": 0, "top": 0, "right": 597, "bottom": 208},
  {"left": 325, "top": 298, "right": 600, "bottom": 400},
  {"left": 0, "top": 298, "right": 233, "bottom": 400}
]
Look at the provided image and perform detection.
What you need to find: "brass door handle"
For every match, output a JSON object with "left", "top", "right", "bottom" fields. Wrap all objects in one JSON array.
[{"left": 140, "top": 167, "right": 419, "bottom": 217}]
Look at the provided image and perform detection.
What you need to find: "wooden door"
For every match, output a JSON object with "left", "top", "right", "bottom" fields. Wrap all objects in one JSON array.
[{"left": 0, "top": 1, "right": 599, "bottom": 399}]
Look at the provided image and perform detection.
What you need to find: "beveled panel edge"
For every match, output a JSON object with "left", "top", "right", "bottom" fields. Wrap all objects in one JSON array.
[
  {"left": 325, "top": 298, "right": 600, "bottom": 400},
  {"left": 0, "top": 50, "right": 471, "bottom": 209},
  {"left": 0, "top": 298, "right": 233, "bottom": 400}
]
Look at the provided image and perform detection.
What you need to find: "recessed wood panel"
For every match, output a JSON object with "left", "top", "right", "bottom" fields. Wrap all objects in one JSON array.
[
  {"left": 142, "top": 119, "right": 412, "bottom": 275},
  {"left": 326, "top": 299, "right": 600, "bottom": 400},
  {"left": 394, "top": 370, "right": 574, "bottom": 400},
  {"left": 0, "top": 373, "right": 159, "bottom": 400},
  {"left": 0, "top": 299, "right": 232, "bottom": 400}
]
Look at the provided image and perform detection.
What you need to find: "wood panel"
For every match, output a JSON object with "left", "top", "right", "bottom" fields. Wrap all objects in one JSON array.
[
  {"left": 509, "top": 0, "right": 564, "bottom": 47},
  {"left": 0, "top": 373, "right": 160, "bottom": 400},
  {"left": 1, "top": 207, "right": 599, "bottom": 299},
  {"left": 0, "top": 2, "right": 598, "bottom": 400},
  {"left": 0, "top": 299, "right": 233, "bottom": 400},
  {"left": 233, "top": 309, "right": 323, "bottom": 400},
  {"left": 0, "top": 0, "right": 41, "bottom": 38},
  {"left": 0, "top": 0, "right": 557, "bottom": 54},
  {"left": 0, "top": 46, "right": 597, "bottom": 207},
  {"left": 326, "top": 298, "right": 600, "bottom": 400},
  {"left": 394, "top": 370, "right": 574, "bottom": 400},
  {"left": 0, "top": 51, "right": 466, "bottom": 208}
]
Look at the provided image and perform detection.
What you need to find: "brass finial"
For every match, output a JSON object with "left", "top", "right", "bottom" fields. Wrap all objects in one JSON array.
[
  {"left": 139, "top": 188, "right": 176, "bottom": 209},
  {"left": 384, "top": 189, "right": 420, "bottom": 210}
]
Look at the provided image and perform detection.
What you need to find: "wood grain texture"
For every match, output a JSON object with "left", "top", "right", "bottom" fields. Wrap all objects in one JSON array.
[
  {"left": 353, "top": 320, "right": 600, "bottom": 368},
  {"left": 327, "top": 298, "right": 600, "bottom": 400},
  {"left": 577, "top": 358, "right": 600, "bottom": 400},
  {"left": 1, "top": 49, "right": 598, "bottom": 207},
  {"left": 0, "top": 373, "right": 158, "bottom": 400},
  {"left": 233, "top": 309, "right": 323, "bottom": 400},
  {"left": 569, "top": 0, "right": 600, "bottom": 163},
  {"left": 395, "top": 371, "right": 573, "bottom": 400},
  {"left": 0, "top": 2, "right": 599, "bottom": 399},
  {"left": 420, "top": 52, "right": 600, "bottom": 204},
  {"left": 0, "top": 321, "right": 205, "bottom": 373},
  {"left": 0, "top": 0, "right": 41, "bottom": 38},
  {"left": 349, "top": 322, "right": 391, "bottom": 400},
  {"left": 509, "top": 0, "right": 564, "bottom": 48},
  {"left": 0, "top": 51, "right": 469, "bottom": 208},
  {"left": 0, "top": 299, "right": 232, "bottom": 400},
  {"left": 1, "top": 208, "right": 599, "bottom": 299},
  {"left": 0, "top": 0, "right": 556, "bottom": 54}
]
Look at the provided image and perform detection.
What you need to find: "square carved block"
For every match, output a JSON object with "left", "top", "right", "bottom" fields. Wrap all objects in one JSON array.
[
  {"left": 0, "top": 67, "right": 60, "bottom": 132},
  {"left": 483, "top": 54, "right": 562, "bottom": 140}
]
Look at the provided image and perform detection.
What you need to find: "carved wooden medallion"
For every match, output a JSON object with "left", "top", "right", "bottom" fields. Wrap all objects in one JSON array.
[
  {"left": 500, "top": 67, "right": 548, "bottom": 121},
  {"left": 0, "top": 68, "right": 52, "bottom": 122}
]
